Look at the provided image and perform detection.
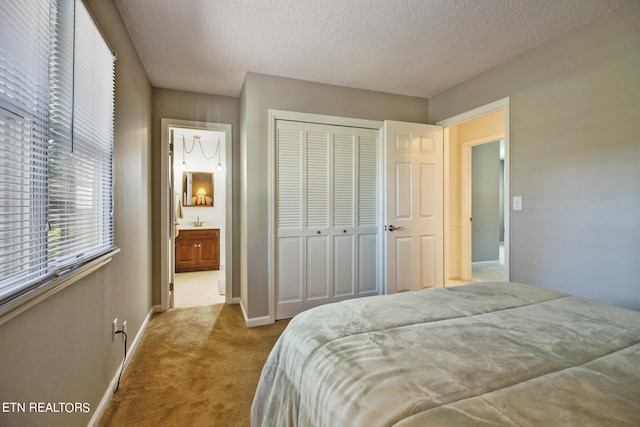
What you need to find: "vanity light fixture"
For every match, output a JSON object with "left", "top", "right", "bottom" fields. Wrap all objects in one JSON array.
[
  {"left": 210, "top": 137, "right": 223, "bottom": 172},
  {"left": 216, "top": 138, "right": 223, "bottom": 172},
  {"left": 181, "top": 134, "right": 191, "bottom": 170},
  {"left": 181, "top": 134, "right": 223, "bottom": 172}
]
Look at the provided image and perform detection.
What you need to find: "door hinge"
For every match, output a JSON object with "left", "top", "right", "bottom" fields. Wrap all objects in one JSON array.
[
  {"left": 169, "top": 282, "right": 174, "bottom": 292},
  {"left": 169, "top": 142, "right": 174, "bottom": 155}
]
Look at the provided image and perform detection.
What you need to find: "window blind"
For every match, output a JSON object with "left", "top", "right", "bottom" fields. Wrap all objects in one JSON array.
[
  {"left": 0, "top": 0, "right": 52, "bottom": 302},
  {"left": 0, "top": 0, "right": 115, "bottom": 306},
  {"left": 48, "top": 0, "right": 116, "bottom": 269}
]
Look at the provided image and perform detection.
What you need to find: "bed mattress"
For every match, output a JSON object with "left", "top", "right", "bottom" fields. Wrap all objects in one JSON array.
[{"left": 252, "top": 282, "right": 640, "bottom": 426}]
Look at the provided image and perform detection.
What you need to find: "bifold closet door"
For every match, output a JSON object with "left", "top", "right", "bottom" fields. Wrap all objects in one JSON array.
[
  {"left": 275, "top": 121, "right": 304, "bottom": 319},
  {"left": 275, "top": 120, "right": 379, "bottom": 319},
  {"left": 305, "top": 125, "right": 331, "bottom": 308}
]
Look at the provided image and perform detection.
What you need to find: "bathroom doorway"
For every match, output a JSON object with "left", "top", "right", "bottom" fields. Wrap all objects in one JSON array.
[
  {"left": 172, "top": 127, "right": 227, "bottom": 307},
  {"left": 160, "top": 119, "right": 233, "bottom": 311}
]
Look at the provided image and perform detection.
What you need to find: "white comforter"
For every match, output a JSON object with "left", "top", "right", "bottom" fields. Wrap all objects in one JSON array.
[{"left": 252, "top": 282, "right": 640, "bottom": 426}]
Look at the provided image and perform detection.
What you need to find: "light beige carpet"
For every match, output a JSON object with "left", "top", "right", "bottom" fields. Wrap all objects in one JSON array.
[{"left": 99, "top": 304, "right": 289, "bottom": 427}]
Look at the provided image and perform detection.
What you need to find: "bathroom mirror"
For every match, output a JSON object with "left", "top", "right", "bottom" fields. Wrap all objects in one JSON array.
[{"left": 182, "top": 172, "right": 214, "bottom": 206}]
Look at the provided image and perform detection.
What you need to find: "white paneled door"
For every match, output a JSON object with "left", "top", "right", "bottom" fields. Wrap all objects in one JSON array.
[
  {"left": 384, "top": 121, "right": 444, "bottom": 294},
  {"left": 275, "top": 120, "right": 379, "bottom": 319}
]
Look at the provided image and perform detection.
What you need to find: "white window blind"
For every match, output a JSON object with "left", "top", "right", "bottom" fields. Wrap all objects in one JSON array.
[
  {"left": 0, "top": 0, "right": 52, "bottom": 301},
  {"left": 49, "top": 0, "right": 115, "bottom": 269},
  {"left": 0, "top": 0, "right": 115, "bottom": 306}
]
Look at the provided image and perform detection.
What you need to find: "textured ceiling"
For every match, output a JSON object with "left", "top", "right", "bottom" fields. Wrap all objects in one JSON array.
[{"left": 114, "top": 0, "right": 626, "bottom": 98}]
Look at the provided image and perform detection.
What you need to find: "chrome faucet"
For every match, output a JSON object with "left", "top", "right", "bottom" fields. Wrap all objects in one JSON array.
[{"left": 193, "top": 216, "right": 203, "bottom": 227}]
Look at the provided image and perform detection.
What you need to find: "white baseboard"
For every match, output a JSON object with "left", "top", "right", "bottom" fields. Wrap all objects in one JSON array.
[
  {"left": 239, "top": 298, "right": 274, "bottom": 327},
  {"left": 245, "top": 315, "right": 273, "bottom": 327},
  {"left": 472, "top": 259, "right": 501, "bottom": 266},
  {"left": 88, "top": 307, "right": 153, "bottom": 427}
]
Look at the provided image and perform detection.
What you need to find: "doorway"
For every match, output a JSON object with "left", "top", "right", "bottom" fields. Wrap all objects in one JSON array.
[
  {"left": 438, "top": 98, "right": 509, "bottom": 285},
  {"left": 470, "top": 140, "right": 505, "bottom": 282},
  {"left": 172, "top": 127, "right": 227, "bottom": 307},
  {"left": 160, "top": 119, "right": 233, "bottom": 312}
]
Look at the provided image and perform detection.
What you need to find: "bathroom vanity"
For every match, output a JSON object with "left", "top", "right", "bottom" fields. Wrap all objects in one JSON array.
[{"left": 175, "top": 228, "right": 220, "bottom": 272}]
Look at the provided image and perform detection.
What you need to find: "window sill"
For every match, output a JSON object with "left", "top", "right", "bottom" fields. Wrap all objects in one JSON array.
[{"left": 0, "top": 248, "right": 120, "bottom": 326}]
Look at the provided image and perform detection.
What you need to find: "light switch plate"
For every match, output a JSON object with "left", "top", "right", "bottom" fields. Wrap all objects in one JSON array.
[{"left": 513, "top": 196, "right": 522, "bottom": 211}]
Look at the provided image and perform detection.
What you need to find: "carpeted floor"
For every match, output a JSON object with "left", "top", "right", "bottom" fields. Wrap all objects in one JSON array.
[{"left": 99, "top": 304, "right": 289, "bottom": 427}]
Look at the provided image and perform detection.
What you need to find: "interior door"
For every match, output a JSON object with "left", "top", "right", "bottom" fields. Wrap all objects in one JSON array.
[
  {"left": 384, "top": 121, "right": 444, "bottom": 294},
  {"left": 168, "top": 128, "right": 176, "bottom": 308}
]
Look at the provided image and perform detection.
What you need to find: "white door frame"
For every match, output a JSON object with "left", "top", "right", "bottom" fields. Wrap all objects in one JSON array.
[
  {"left": 159, "top": 118, "right": 233, "bottom": 312},
  {"left": 437, "top": 97, "right": 510, "bottom": 283},
  {"left": 267, "top": 110, "right": 383, "bottom": 323}
]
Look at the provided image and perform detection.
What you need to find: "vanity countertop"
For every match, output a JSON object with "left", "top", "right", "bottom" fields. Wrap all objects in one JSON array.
[{"left": 177, "top": 224, "right": 220, "bottom": 231}]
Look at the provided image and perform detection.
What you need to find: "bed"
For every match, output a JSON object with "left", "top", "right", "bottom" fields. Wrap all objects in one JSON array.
[{"left": 251, "top": 282, "right": 640, "bottom": 426}]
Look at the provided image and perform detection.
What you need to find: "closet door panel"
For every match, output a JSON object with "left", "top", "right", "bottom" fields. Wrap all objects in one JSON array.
[
  {"left": 305, "top": 126, "right": 331, "bottom": 305},
  {"left": 276, "top": 124, "right": 303, "bottom": 231},
  {"left": 305, "top": 129, "right": 329, "bottom": 229},
  {"left": 306, "top": 235, "right": 329, "bottom": 300},
  {"left": 333, "top": 234, "right": 355, "bottom": 297},
  {"left": 278, "top": 237, "right": 303, "bottom": 302},
  {"left": 276, "top": 121, "right": 304, "bottom": 318},
  {"left": 357, "top": 134, "right": 378, "bottom": 227},
  {"left": 358, "top": 233, "right": 378, "bottom": 294},
  {"left": 356, "top": 133, "right": 379, "bottom": 296},
  {"left": 333, "top": 133, "right": 355, "bottom": 228}
]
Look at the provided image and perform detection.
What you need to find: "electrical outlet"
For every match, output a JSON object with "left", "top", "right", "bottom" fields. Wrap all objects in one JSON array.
[
  {"left": 513, "top": 196, "right": 522, "bottom": 211},
  {"left": 112, "top": 318, "right": 118, "bottom": 341},
  {"left": 121, "top": 320, "right": 127, "bottom": 342}
]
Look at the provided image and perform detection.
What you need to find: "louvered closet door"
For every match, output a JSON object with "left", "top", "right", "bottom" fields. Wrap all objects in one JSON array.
[
  {"left": 275, "top": 120, "right": 380, "bottom": 319},
  {"left": 355, "top": 133, "right": 379, "bottom": 296},
  {"left": 275, "top": 121, "right": 304, "bottom": 318},
  {"left": 305, "top": 125, "right": 331, "bottom": 308},
  {"left": 332, "top": 131, "right": 355, "bottom": 300}
]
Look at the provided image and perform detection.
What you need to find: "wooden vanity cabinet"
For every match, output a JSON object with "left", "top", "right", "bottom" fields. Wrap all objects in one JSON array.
[{"left": 175, "top": 229, "right": 220, "bottom": 272}]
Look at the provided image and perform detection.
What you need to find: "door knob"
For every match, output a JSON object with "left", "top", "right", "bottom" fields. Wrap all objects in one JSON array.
[{"left": 388, "top": 225, "right": 404, "bottom": 232}]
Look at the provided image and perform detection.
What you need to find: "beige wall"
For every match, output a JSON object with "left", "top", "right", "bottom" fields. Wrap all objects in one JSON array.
[
  {"left": 151, "top": 89, "right": 240, "bottom": 303},
  {"left": 240, "top": 73, "right": 429, "bottom": 319},
  {"left": 0, "top": 1, "right": 153, "bottom": 425},
  {"left": 431, "top": 1, "right": 640, "bottom": 309},
  {"left": 456, "top": 110, "right": 504, "bottom": 143}
]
